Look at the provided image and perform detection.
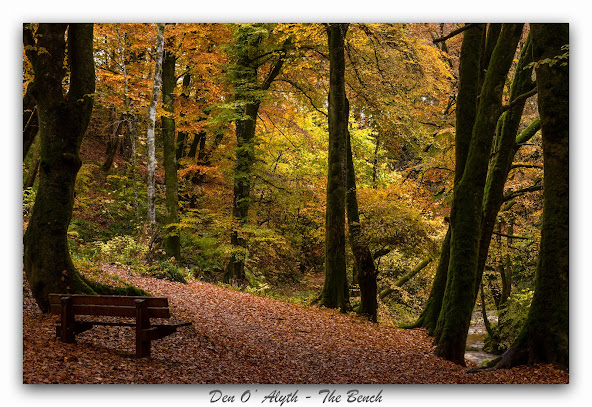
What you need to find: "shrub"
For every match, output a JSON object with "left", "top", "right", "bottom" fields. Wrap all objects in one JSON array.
[
  {"left": 93, "top": 235, "right": 148, "bottom": 265},
  {"left": 142, "top": 259, "right": 189, "bottom": 284}
]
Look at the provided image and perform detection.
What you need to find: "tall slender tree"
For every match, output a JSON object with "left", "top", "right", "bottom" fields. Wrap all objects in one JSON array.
[
  {"left": 319, "top": 23, "right": 350, "bottom": 312},
  {"left": 146, "top": 23, "right": 166, "bottom": 228},
  {"left": 497, "top": 23, "right": 569, "bottom": 369},
  {"left": 162, "top": 36, "right": 181, "bottom": 260}
]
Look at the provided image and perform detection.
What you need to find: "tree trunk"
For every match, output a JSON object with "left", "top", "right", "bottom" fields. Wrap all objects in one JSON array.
[
  {"left": 24, "top": 157, "right": 40, "bottom": 189},
  {"left": 146, "top": 23, "right": 166, "bottom": 228},
  {"left": 371, "top": 134, "right": 380, "bottom": 187},
  {"left": 435, "top": 24, "right": 523, "bottom": 366},
  {"left": 162, "top": 45, "right": 181, "bottom": 260},
  {"left": 454, "top": 24, "right": 485, "bottom": 186},
  {"left": 23, "top": 84, "right": 39, "bottom": 159},
  {"left": 480, "top": 282, "right": 498, "bottom": 340},
  {"left": 176, "top": 72, "right": 191, "bottom": 162},
  {"left": 187, "top": 130, "right": 205, "bottom": 159},
  {"left": 225, "top": 25, "right": 287, "bottom": 284},
  {"left": 479, "top": 24, "right": 501, "bottom": 90},
  {"left": 128, "top": 115, "right": 140, "bottom": 220},
  {"left": 345, "top": 101, "right": 377, "bottom": 321},
  {"left": 102, "top": 111, "right": 124, "bottom": 172},
  {"left": 319, "top": 23, "right": 350, "bottom": 312},
  {"left": 23, "top": 24, "right": 96, "bottom": 312},
  {"left": 500, "top": 215, "right": 513, "bottom": 306},
  {"left": 405, "top": 226, "right": 450, "bottom": 334},
  {"left": 410, "top": 24, "right": 483, "bottom": 335},
  {"left": 225, "top": 100, "right": 259, "bottom": 283},
  {"left": 497, "top": 23, "right": 569, "bottom": 369},
  {"left": 473, "top": 35, "right": 535, "bottom": 303}
]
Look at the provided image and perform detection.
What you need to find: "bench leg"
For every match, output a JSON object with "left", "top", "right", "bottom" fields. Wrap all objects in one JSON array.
[
  {"left": 135, "top": 299, "right": 151, "bottom": 358},
  {"left": 60, "top": 296, "right": 75, "bottom": 343}
]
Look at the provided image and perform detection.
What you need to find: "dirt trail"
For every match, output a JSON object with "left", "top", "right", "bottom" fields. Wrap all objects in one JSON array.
[{"left": 22, "top": 268, "right": 568, "bottom": 384}]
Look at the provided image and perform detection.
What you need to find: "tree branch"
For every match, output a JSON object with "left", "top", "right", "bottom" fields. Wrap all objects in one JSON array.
[
  {"left": 379, "top": 257, "right": 432, "bottom": 300},
  {"left": 491, "top": 231, "right": 535, "bottom": 241},
  {"left": 372, "top": 247, "right": 391, "bottom": 260},
  {"left": 511, "top": 163, "right": 543, "bottom": 169},
  {"left": 515, "top": 117, "right": 541, "bottom": 145},
  {"left": 276, "top": 78, "right": 328, "bottom": 117},
  {"left": 502, "top": 184, "right": 543, "bottom": 202},
  {"left": 432, "top": 24, "right": 476, "bottom": 44},
  {"left": 261, "top": 39, "right": 291, "bottom": 91},
  {"left": 501, "top": 87, "right": 537, "bottom": 112}
]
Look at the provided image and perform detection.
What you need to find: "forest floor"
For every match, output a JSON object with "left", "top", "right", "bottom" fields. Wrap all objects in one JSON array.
[{"left": 22, "top": 267, "right": 568, "bottom": 384}]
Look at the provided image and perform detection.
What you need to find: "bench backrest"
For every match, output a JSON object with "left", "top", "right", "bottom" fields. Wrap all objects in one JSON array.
[{"left": 48, "top": 294, "right": 171, "bottom": 319}]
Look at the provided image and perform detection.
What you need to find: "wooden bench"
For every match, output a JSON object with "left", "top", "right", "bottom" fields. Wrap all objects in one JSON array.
[{"left": 49, "top": 294, "right": 191, "bottom": 358}]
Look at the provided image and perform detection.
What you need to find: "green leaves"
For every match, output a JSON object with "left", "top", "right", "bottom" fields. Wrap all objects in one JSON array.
[{"left": 525, "top": 43, "right": 569, "bottom": 69}]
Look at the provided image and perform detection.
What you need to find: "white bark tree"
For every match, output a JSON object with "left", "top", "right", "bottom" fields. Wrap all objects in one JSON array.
[{"left": 146, "top": 23, "right": 166, "bottom": 227}]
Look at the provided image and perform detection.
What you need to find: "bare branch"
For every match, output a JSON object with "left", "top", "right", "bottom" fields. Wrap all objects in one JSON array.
[
  {"left": 502, "top": 88, "right": 538, "bottom": 112},
  {"left": 502, "top": 184, "right": 543, "bottom": 202},
  {"left": 276, "top": 78, "right": 328, "bottom": 117},
  {"left": 432, "top": 24, "right": 476, "bottom": 44},
  {"left": 491, "top": 231, "right": 535, "bottom": 241}
]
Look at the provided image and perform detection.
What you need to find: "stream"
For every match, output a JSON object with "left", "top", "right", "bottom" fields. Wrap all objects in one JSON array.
[{"left": 464, "top": 310, "right": 499, "bottom": 365}]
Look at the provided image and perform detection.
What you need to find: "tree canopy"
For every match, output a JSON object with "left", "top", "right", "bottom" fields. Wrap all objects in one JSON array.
[{"left": 22, "top": 22, "right": 569, "bottom": 383}]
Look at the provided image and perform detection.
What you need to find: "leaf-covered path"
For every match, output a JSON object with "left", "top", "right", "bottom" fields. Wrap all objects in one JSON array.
[{"left": 23, "top": 267, "right": 568, "bottom": 384}]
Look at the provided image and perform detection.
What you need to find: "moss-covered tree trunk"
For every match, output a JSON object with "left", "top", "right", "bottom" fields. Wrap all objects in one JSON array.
[
  {"left": 434, "top": 24, "right": 523, "bottom": 366},
  {"left": 226, "top": 100, "right": 260, "bottom": 283},
  {"left": 497, "top": 23, "right": 569, "bottom": 369},
  {"left": 406, "top": 227, "right": 450, "bottom": 334},
  {"left": 225, "top": 24, "right": 287, "bottom": 284},
  {"left": 319, "top": 23, "right": 350, "bottom": 312},
  {"left": 409, "top": 24, "right": 484, "bottom": 334},
  {"left": 23, "top": 24, "right": 96, "bottom": 312},
  {"left": 162, "top": 45, "right": 181, "bottom": 260},
  {"left": 345, "top": 101, "right": 377, "bottom": 321},
  {"left": 473, "top": 35, "right": 535, "bottom": 303}
]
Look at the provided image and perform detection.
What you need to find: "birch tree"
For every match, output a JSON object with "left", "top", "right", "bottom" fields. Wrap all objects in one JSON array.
[{"left": 146, "top": 23, "right": 166, "bottom": 228}]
